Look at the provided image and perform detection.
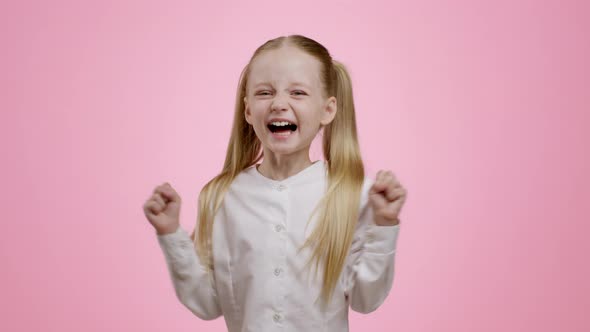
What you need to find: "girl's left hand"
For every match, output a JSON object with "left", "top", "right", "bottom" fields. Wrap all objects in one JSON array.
[{"left": 369, "top": 170, "right": 408, "bottom": 226}]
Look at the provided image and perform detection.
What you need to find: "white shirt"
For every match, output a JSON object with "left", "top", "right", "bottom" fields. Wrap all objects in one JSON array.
[{"left": 157, "top": 160, "right": 401, "bottom": 331}]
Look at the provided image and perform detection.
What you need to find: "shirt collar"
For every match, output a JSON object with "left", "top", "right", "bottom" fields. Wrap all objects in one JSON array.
[{"left": 249, "top": 159, "right": 326, "bottom": 188}]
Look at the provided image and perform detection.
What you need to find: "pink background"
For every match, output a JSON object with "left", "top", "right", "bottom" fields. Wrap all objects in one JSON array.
[{"left": 2, "top": 0, "right": 588, "bottom": 331}]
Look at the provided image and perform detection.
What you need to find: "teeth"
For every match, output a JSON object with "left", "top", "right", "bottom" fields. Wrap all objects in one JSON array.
[{"left": 270, "top": 121, "right": 293, "bottom": 126}]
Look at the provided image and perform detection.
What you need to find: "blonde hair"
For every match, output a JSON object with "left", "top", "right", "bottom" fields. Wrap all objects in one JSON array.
[{"left": 190, "top": 34, "right": 365, "bottom": 309}]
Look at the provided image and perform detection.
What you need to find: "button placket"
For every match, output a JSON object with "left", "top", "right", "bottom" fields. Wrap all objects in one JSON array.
[
  {"left": 273, "top": 312, "right": 282, "bottom": 323},
  {"left": 274, "top": 267, "right": 282, "bottom": 276},
  {"left": 271, "top": 181, "right": 288, "bottom": 322}
]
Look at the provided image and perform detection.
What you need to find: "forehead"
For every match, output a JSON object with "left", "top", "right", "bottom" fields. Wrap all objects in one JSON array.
[{"left": 248, "top": 47, "right": 322, "bottom": 89}]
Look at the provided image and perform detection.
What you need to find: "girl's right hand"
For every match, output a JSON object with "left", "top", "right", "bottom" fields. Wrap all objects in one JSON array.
[{"left": 143, "top": 182, "right": 182, "bottom": 235}]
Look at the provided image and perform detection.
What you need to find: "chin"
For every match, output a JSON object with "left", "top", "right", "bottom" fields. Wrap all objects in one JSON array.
[{"left": 264, "top": 142, "right": 304, "bottom": 155}]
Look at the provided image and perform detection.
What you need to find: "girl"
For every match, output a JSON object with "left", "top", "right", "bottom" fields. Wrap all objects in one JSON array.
[{"left": 143, "top": 34, "right": 407, "bottom": 331}]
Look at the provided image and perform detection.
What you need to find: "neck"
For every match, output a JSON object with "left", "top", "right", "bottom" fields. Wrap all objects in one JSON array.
[{"left": 257, "top": 151, "right": 314, "bottom": 181}]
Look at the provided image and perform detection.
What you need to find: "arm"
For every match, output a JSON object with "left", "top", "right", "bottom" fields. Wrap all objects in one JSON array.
[
  {"left": 157, "top": 226, "right": 222, "bottom": 320},
  {"left": 342, "top": 181, "right": 401, "bottom": 314}
]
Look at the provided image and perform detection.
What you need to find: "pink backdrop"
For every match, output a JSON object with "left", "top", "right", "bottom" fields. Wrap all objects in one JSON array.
[{"left": 3, "top": 0, "right": 589, "bottom": 331}]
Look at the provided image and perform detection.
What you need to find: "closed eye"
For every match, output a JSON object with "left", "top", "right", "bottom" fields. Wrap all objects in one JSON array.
[{"left": 255, "top": 91, "right": 307, "bottom": 96}]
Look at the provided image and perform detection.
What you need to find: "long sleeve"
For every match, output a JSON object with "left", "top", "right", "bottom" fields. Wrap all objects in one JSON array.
[
  {"left": 342, "top": 184, "right": 401, "bottom": 314},
  {"left": 157, "top": 226, "right": 222, "bottom": 320}
]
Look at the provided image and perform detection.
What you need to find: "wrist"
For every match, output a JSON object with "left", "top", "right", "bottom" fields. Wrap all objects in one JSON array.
[
  {"left": 374, "top": 216, "right": 400, "bottom": 226},
  {"left": 156, "top": 224, "right": 180, "bottom": 235}
]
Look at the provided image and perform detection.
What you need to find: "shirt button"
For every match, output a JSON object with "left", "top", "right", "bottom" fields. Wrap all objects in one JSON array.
[
  {"left": 277, "top": 184, "right": 286, "bottom": 191},
  {"left": 274, "top": 267, "right": 282, "bottom": 276},
  {"left": 275, "top": 224, "right": 284, "bottom": 232},
  {"left": 273, "top": 313, "right": 282, "bottom": 323}
]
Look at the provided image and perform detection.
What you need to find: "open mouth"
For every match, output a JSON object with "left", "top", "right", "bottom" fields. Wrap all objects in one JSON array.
[{"left": 267, "top": 121, "right": 298, "bottom": 133}]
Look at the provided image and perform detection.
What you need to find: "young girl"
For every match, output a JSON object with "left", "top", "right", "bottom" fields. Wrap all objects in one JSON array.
[{"left": 143, "top": 34, "right": 407, "bottom": 331}]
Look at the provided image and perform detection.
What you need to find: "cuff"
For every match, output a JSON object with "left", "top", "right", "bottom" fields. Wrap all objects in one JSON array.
[
  {"left": 363, "top": 223, "right": 400, "bottom": 254},
  {"left": 157, "top": 226, "right": 191, "bottom": 248}
]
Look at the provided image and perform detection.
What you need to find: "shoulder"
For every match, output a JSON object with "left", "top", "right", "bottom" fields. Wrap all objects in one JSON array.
[
  {"left": 198, "top": 166, "right": 257, "bottom": 204},
  {"left": 228, "top": 165, "right": 259, "bottom": 189},
  {"left": 359, "top": 175, "right": 375, "bottom": 209}
]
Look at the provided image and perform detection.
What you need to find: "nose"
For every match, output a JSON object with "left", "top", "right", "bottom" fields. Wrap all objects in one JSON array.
[{"left": 271, "top": 94, "right": 289, "bottom": 112}]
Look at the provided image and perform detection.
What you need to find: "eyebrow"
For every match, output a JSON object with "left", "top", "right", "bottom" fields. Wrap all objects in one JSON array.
[{"left": 253, "top": 82, "right": 311, "bottom": 89}]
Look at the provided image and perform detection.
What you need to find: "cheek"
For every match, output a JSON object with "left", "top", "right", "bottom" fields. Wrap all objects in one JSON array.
[
  {"left": 246, "top": 104, "right": 265, "bottom": 120},
  {"left": 249, "top": 101, "right": 270, "bottom": 115},
  {"left": 247, "top": 106, "right": 269, "bottom": 132},
  {"left": 300, "top": 110, "right": 323, "bottom": 128}
]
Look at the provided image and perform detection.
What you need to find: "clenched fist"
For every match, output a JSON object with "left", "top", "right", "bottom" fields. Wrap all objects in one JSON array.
[
  {"left": 143, "top": 182, "right": 182, "bottom": 235},
  {"left": 369, "top": 170, "right": 407, "bottom": 226}
]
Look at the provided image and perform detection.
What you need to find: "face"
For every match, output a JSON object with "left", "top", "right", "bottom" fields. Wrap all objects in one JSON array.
[{"left": 244, "top": 46, "right": 337, "bottom": 157}]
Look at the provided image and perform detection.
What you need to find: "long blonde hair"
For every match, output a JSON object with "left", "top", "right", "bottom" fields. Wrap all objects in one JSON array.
[{"left": 190, "top": 34, "right": 365, "bottom": 309}]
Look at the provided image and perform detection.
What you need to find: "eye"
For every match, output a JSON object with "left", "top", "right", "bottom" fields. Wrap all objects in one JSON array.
[
  {"left": 293, "top": 90, "right": 307, "bottom": 96},
  {"left": 256, "top": 91, "right": 271, "bottom": 96}
]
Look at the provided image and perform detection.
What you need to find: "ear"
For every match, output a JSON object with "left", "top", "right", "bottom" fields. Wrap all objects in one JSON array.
[
  {"left": 244, "top": 96, "right": 252, "bottom": 125},
  {"left": 320, "top": 96, "right": 337, "bottom": 126}
]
